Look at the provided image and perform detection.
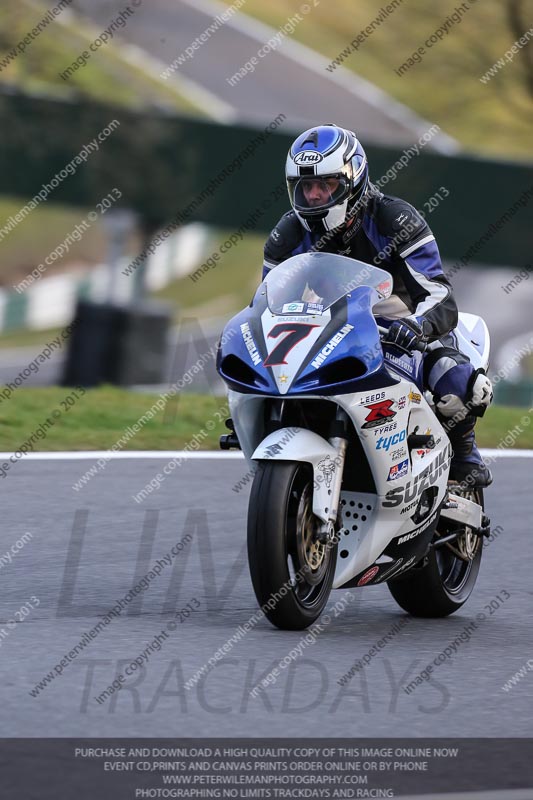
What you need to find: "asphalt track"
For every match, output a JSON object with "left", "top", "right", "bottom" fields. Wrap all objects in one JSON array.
[
  {"left": 69, "top": 0, "right": 455, "bottom": 148},
  {"left": 0, "top": 453, "right": 531, "bottom": 738}
]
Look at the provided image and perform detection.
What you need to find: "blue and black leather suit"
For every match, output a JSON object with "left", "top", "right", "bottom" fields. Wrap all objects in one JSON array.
[{"left": 263, "top": 188, "right": 491, "bottom": 479}]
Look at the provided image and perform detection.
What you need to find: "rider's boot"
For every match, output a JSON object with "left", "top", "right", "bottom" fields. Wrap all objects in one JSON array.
[{"left": 444, "top": 415, "right": 492, "bottom": 489}]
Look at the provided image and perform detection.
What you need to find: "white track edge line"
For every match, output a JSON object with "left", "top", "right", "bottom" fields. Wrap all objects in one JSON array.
[{"left": 0, "top": 449, "right": 531, "bottom": 460}]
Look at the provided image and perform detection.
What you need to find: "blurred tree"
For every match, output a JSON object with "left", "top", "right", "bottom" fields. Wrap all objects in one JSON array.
[{"left": 506, "top": 0, "right": 533, "bottom": 99}]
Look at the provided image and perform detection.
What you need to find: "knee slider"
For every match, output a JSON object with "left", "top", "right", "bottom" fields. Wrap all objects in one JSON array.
[
  {"left": 467, "top": 368, "right": 493, "bottom": 417},
  {"left": 435, "top": 393, "right": 468, "bottom": 420}
]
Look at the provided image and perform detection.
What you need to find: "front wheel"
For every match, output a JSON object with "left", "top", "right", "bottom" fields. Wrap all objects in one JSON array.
[
  {"left": 387, "top": 488, "right": 484, "bottom": 617},
  {"left": 247, "top": 461, "right": 337, "bottom": 630}
]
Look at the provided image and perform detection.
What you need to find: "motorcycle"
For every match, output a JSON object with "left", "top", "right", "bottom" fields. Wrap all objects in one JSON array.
[{"left": 216, "top": 252, "right": 491, "bottom": 630}]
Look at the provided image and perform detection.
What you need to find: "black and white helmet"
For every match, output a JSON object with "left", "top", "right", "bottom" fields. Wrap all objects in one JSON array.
[{"left": 286, "top": 124, "right": 369, "bottom": 233}]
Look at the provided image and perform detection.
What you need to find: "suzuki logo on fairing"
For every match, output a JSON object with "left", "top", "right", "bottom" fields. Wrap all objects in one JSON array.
[
  {"left": 311, "top": 324, "right": 354, "bottom": 369},
  {"left": 293, "top": 151, "right": 323, "bottom": 165},
  {"left": 376, "top": 430, "right": 406, "bottom": 451},
  {"left": 383, "top": 445, "right": 452, "bottom": 508}
]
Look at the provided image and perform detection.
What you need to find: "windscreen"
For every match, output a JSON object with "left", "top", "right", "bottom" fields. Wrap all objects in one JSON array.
[{"left": 264, "top": 252, "right": 392, "bottom": 314}]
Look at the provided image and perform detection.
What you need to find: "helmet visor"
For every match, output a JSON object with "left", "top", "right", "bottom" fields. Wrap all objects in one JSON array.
[{"left": 287, "top": 173, "right": 352, "bottom": 215}]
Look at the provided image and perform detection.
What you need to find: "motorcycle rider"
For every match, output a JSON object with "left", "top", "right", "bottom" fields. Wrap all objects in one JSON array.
[{"left": 263, "top": 123, "right": 493, "bottom": 487}]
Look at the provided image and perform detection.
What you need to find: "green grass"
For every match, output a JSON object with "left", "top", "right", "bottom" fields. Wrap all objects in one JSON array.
[
  {"left": 0, "top": 196, "right": 110, "bottom": 287},
  {"left": 4, "top": 0, "right": 531, "bottom": 159},
  {"left": 0, "top": 387, "right": 531, "bottom": 451},
  {"left": 0, "top": 0, "right": 201, "bottom": 115},
  {"left": 475, "top": 404, "right": 533, "bottom": 448},
  {"left": 0, "top": 387, "right": 229, "bottom": 451},
  {"left": 237, "top": 0, "right": 533, "bottom": 159},
  {"left": 0, "top": 0, "right": 207, "bottom": 287},
  {"left": 0, "top": 219, "right": 264, "bottom": 342},
  {"left": 0, "top": 326, "right": 64, "bottom": 349},
  {"left": 153, "top": 227, "right": 265, "bottom": 320}
]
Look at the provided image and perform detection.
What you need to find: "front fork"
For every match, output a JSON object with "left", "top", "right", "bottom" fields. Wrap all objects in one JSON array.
[{"left": 315, "top": 410, "right": 349, "bottom": 545}]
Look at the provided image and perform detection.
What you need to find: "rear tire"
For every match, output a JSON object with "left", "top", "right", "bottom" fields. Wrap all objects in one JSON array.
[
  {"left": 387, "top": 488, "right": 484, "bottom": 617},
  {"left": 247, "top": 461, "right": 337, "bottom": 630}
]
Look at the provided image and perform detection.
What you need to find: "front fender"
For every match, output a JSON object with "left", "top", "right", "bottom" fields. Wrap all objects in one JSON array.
[{"left": 252, "top": 427, "right": 341, "bottom": 524}]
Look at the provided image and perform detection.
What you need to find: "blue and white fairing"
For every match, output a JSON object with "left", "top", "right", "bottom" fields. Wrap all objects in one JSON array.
[
  {"left": 215, "top": 252, "right": 477, "bottom": 590},
  {"left": 217, "top": 252, "right": 399, "bottom": 396}
]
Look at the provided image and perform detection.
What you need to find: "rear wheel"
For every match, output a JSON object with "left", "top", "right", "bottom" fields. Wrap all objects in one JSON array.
[
  {"left": 387, "top": 487, "right": 484, "bottom": 617},
  {"left": 247, "top": 461, "right": 337, "bottom": 630}
]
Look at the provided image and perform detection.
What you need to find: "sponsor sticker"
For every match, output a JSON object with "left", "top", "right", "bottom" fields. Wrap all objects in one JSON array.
[
  {"left": 240, "top": 322, "right": 262, "bottom": 366},
  {"left": 409, "top": 389, "right": 422, "bottom": 404},
  {"left": 397, "top": 509, "right": 438, "bottom": 544},
  {"left": 376, "top": 429, "right": 407, "bottom": 451},
  {"left": 415, "top": 428, "right": 433, "bottom": 456},
  {"left": 385, "top": 352, "right": 415, "bottom": 375},
  {"left": 311, "top": 323, "right": 354, "bottom": 369},
  {"left": 387, "top": 458, "right": 409, "bottom": 481},
  {"left": 383, "top": 444, "right": 452, "bottom": 508},
  {"left": 357, "top": 565, "right": 380, "bottom": 586},
  {"left": 359, "top": 391, "right": 386, "bottom": 405},
  {"left": 377, "top": 278, "right": 392, "bottom": 296},
  {"left": 416, "top": 449, "right": 431, "bottom": 459},
  {"left": 395, "top": 555, "right": 417, "bottom": 574},
  {"left": 397, "top": 529, "right": 421, "bottom": 545},
  {"left": 306, "top": 302, "right": 324, "bottom": 314},
  {"left": 400, "top": 499, "right": 419, "bottom": 515},
  {"left": 281, "top": 302, "right": 305, "bottom": 314},
  {"left": 342, "top": 220, "right": 362, "bottom": 245},
  {"left": 377, "top": 558, "right": 404, "bottom": 582},
  {"left": 372, "top": 422, "right": 398, "bottom": 435},
  {"left": 390, "top": 447, "right": 408, "bottom": 462},
  {"left": 274, "top": 315, "right": 314, "bottom": 322},
  {"left": 392, "top": 207, "right": 423, "bottom": 233},
  {"left": 293, "top": 150, "right": 323, "bottom": 165},
  {"left": 362, "top": 399, "right": 396, "bottom": 429}
]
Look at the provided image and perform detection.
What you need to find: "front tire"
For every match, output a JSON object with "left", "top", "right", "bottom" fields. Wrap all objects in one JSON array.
[
  {"left": 387, "top": 488, "right": 484, "bottom": 617},
  {"left": 247, "top": 461, "right": 337, "bottom": 630}
]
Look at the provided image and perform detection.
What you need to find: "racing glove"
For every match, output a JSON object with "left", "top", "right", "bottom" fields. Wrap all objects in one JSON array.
[{"left": 384, "top": 318, "right": 426, "bottom": 352}]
